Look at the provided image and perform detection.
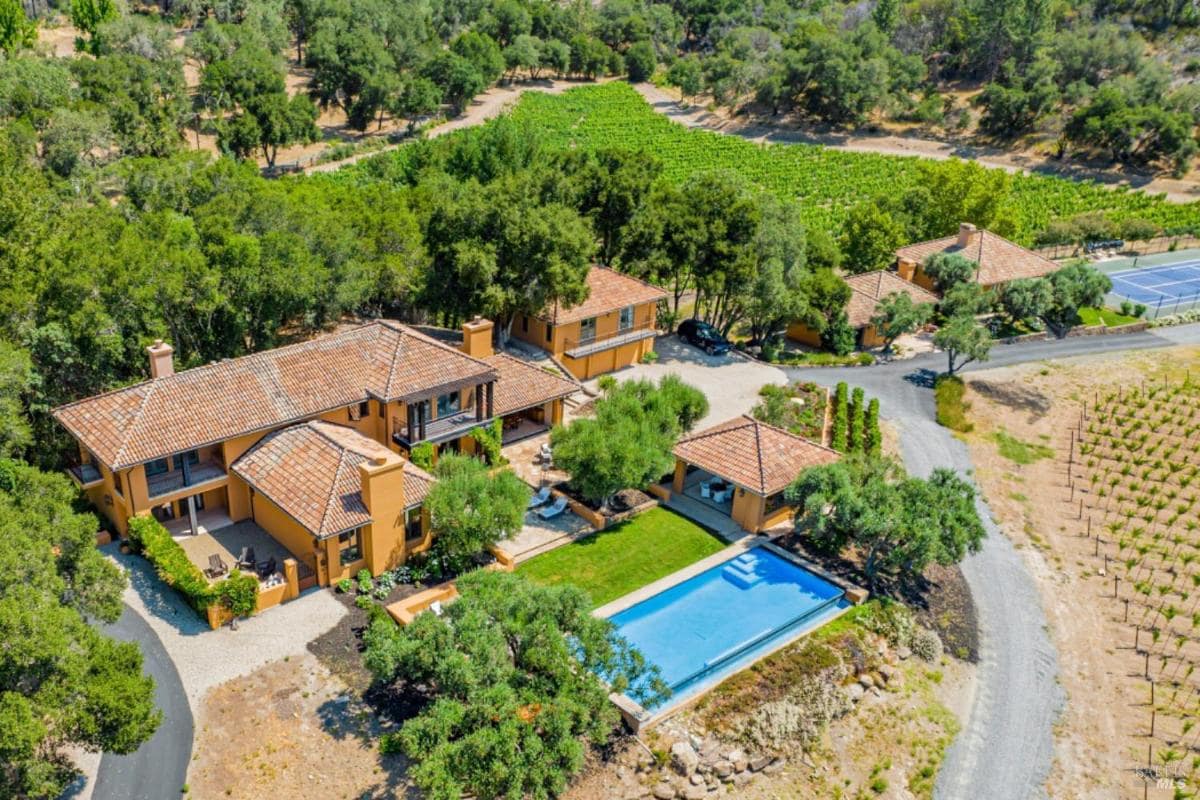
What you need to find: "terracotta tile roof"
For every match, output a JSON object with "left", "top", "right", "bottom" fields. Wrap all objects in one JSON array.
[
  {"left": 231, "top": 421, "right": 433, "bottom": 539},
  {"left": 843, "top": 271, "right": 940, "bottom": 328},
  {"left": 53, "top": 321, "right": 497, "bottom": 469},
  {"left": 673, "top": 415, "right": 841, "bottom": 497},
  {"left": 484, "top": 354, "right": 578, "bottom": 415},
  {"left": 540, "top": 267, "right": 668, "bottom": 325},
  {"left": 895, "top": 228, "right": 1058, "bottom": 287}
]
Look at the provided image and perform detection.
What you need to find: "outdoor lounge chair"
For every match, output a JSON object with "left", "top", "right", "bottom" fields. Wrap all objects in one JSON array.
[
  {"left": 528, "top": 486, "right": 552, "bottom": 509},
  {"left": 255, "top": 556, "right": 276, "bottom": 579},
  {"left": 206, "top": 553, "right": 228, "bottom": 578},
  {"left": 236, "top": 547, "right": 256, "bottom": 570},
  {"left": 537, "top": 496, "right": 568, "bottom": 520}
]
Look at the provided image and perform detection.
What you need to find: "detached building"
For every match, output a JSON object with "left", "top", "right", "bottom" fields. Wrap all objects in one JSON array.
[
  {"left": 787, "top": 270, "right": 940, "bottom": 349},
  {"left": 896, "top": 222, "right": 1059, "bottom": 292},
  {"left": 511, "top": 266, "right": 667, "bottom": 379}
]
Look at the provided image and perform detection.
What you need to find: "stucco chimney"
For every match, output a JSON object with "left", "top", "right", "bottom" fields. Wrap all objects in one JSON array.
[
  {"left": 957, "top": 222, "right": 977, "bottom": 248},
  {"left": 461, "top": 317, "right": 494, "bottom": 359},
  {"left": 358, "top": 453, "right": 408, "bottom": 572},
  {"left": 147, "top": 339, "right": 175, "bottom": 379}
]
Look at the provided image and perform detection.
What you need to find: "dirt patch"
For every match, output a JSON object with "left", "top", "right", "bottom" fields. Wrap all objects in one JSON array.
[
  {"left": 959, "top": 346, "right": 1200, "bottom": 799},
  {"left": 188, "top": 653, "right": 409, "bottom": 800},
  {"left": 306, "top": 591, "right": 376, "bottom": 692},
  {"left": 776, "top": 536, "right": 980, "bottom": 663}
]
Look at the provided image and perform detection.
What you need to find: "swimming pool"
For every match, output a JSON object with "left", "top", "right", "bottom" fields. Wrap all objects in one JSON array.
[{"left": 608, "top": 546, "right": 849, "bottom": 710}]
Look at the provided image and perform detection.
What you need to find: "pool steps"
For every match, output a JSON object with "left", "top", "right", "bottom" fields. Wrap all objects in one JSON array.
[{"left": 721, "top": 553, "right": 764, "bottom": 589}]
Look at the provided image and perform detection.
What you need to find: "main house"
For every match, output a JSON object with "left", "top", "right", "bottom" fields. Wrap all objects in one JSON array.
[
  {"left": 896, "top": 222, "right": 1060, "bottom": 292},
  {"left": 510, "top": 266, "right": 668, "bottom": 379},
  {"left": 53, "top": 318, "right": 577, "bottom": 587}
]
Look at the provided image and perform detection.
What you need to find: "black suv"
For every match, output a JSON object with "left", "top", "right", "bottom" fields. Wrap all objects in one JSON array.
[{"left": 678, "top": 318, "right": 732, "bottom": 355}]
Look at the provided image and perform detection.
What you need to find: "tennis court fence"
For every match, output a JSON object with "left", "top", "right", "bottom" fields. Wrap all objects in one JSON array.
[{"left": 1035, "top": 236, "right": 1200, "bottom": 261}]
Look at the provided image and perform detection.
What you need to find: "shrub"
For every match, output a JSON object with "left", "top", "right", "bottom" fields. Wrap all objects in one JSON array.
[
  {"left": 848, "top": 386, "right": 865, "bottom": 452},
  {"left": 336, "top": 577, "right": 353, "bottom": 593},
  {"left": 379, "top": 732, "right": 405, "bottom": 755},
  {"left": 126, "top": 516, "right": 216, "bottom": 613},
  {"left": 640, "top": 350, "right": 659, "bottom": 364},
  {"left": 355, "top": 594, "right": 374, "bottom": 610},
  {"left": 469, "top": 418, "right": 505, "bottom": 466},
  {"left": 741, "top": 673, "right": 852, "bottom": 751},
  {"left": 910, "top": 627, "right": 944, "bottom": 662},
  {"left": 357, "top": 568, "right": 373, "bottom": 593},
  {"left": 858, "top": 600, "right": 915, "bottom": 648},
  {"left": 832, "top": 382, "right": 849, "bottom": 451},
  {"left": 934, "top": 375, "right": 973, "bottom": 433},
  {"left": 215, "top": 572, "right": 259, "bottom": 618},
  {"left": 409, "top": 441, "right": 435, "bottom": 470},
  {"left": 865, "top": 398, "right": 881, "bottom": 455}
]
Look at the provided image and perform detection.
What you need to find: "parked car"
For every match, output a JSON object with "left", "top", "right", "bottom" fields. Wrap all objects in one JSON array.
[{"left": 678, "top": 318, "right": 732, "bottom": 355}]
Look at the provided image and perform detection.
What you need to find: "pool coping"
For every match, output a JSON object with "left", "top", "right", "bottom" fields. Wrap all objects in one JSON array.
[{"left": 598, "top": 537, "right": 868, "bottom": 732}]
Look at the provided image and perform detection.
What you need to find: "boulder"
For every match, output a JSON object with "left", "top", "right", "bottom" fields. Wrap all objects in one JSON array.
[
  {"left": 732, "top": 771, "right": 754, "bottom": 787},
  {"left": 846, "top": 683, "right": 866, "bottom": 702},
  {"left": 897, "top": 645, "right": 912, "bottom": 660},
  {"left": 878, "top": 664, "right": 897, "bottom": 683},
  {"left": 749, "top": 755, "right": 772, "bottom": 772},
  {"left": 653, "top": 782, "right": 676, "bottom": 800},
  {"left": 713, "top": 761, "right": 734, "bottom": 778},
  {"left": 762, "top": 758, "right": 785, "bottom": 775},
  {"left": 689, "top": 774, "right": 705, "bottom": 786},
  {"left": 671, "top": 742, "right": 700, "bottom": 777},
  {"left": 857, "top": 673, "right": 875, "bottom": 689},
  {"left": 682, "top": 785, "right": 708, "bottom": 800}
]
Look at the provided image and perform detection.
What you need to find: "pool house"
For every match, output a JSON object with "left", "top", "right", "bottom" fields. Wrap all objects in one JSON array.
[{"left": 670, "top": 415, "right": 842, "bottom": 534}]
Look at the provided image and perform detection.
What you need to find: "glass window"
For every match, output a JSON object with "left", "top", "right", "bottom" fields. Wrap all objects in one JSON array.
[
  {"left": 405, "top": 507, "right": 423, "bottom": 541},
  {"left": 436, "top": 391, "right": 461, "bottom": 417},
  {"left": 764, "top": 491, "right": 789, "bottom": 515},
  {"left": 619, "top": 306, "right": 634, "bottom": 331},
  {"left": 171, "top": 450, "right": 200, "bottom": 471},
  {"left": 338, "top": 528, "right": 362, "bottom": 566},
  {"left": 145, "top": 457, "right": 170, "bottom": 477},
  {"left": 545, "top": 323, "right": 553, "bottom": 342},
  {"left": 579, "top": 317, "right": 597, "bottom": 343}
]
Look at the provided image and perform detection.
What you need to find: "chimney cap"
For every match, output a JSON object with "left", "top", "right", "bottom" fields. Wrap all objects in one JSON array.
[{"left": 373, "top": 455, "right": 388, "bottom": 466}]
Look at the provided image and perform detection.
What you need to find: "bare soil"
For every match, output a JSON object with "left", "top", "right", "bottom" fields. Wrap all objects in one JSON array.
[
  {"left": 187, "top": 653, "right": 410, "bottom": 800},
  {"left": 957, "top": 346, "right": 1200, "bottom": 799}
]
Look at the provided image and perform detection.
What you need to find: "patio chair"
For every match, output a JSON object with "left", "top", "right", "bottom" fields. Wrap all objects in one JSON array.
[
  {"left": 430, "top": 601, "right": 443, "bottom": 617},
  {"left": 236, "top": 547, "right": 256, "bottom": 570},
  {"left": 537, "top": 443, "right": 553, "bottom": 465},
  {"left": 537, "top": 496, "right": 569, "bottom": 520},
  {"left": 255, "top": 556, "right": 277, "bottom": 579},
  {"left": 714, "top": 489, "right": 729, "bottom": 504},
  {"left": 528, "top": 486, "right": 552, "bottom": 509},
  {"left": 206, "top": 553, "right": 228, "bottom": 578},
  {"left": 699, "top": 481, "right": 712, "bottom": 499}
]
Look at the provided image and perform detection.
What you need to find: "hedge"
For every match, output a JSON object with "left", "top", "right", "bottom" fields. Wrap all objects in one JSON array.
[
  {"left": 848, "top": 387, "right": 865, "bottom": 452},
  {"left": 127, "top": 516, "right": 217, "bottom": 612},
  {"left": 832, "top": 382, "right": 849, "bottom": 452},
  {"left": 127, "top": 516, "right": 259, "bottom": 618},
  {"left": 865, "top": 398, "right": 881, "bottom": 455}
]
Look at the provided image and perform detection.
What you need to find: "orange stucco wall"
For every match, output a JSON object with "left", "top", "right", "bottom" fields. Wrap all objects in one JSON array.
[
  {"left": 785, "top": 322, "right": 823, "bottom": 347},
  {"left": 512, "top": 302, "right": 657, "bottom": 379}
]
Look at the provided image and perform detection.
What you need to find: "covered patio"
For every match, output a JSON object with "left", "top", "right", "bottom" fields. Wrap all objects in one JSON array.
[
  {"left": 503, "top": 431, "right": 571, "bottom": 488},
  {"left": 173, "top": 520, "right": 313, "bottom": 588},
  {"left": 670, "top": 415, "right": 841, "bottom": 534}
]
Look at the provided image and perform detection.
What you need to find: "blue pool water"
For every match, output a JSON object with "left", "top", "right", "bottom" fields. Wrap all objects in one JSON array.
[{"left": 609, "top": 547, "right": 847, "bottom": 708}]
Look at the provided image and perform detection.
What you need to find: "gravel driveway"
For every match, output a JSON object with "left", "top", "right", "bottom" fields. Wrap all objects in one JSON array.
[
  {"left": 598, "top": 334, "right": 786, "bottom": 427},
  {"left": 104, "top": 543, "right": 348, "bottom": 708}
]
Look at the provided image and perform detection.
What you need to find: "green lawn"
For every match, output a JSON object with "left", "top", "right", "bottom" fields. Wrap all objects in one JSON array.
[
  {"left": 990, "top": 429, "right": 1055, "bottom": 465},
  {"left": 1077, "top": 306, "right": 1140, "bottom": 327},
  {"left": 516, "top": 507, "right": 726, "bottom": 607}
]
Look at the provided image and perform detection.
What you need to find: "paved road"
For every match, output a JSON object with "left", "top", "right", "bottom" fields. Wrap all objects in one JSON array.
[
  {"left": 92, "top": 603, "right": 193, "bottom": 800},
  {"left": 784, "top": 324, "right": 1196, "bottom": 800}
]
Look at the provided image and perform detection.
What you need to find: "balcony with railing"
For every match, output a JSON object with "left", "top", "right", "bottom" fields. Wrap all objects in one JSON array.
[
  {"left": 563, "top": 320, "right": 657, "bottom": 359},
  {"left": 147, "top": 459, "right": 228, "bottom": 499},
  {"left": 393, "top": 382, "right": 496, "bottom": 447},
  {"left": 68, "top": 462, "right": 104, "bottom": 488}
]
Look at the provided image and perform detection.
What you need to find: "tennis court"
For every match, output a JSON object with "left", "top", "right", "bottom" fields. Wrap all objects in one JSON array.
[{"left": 1107, "top": 258, "right": 1200, "bottom": 316}]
